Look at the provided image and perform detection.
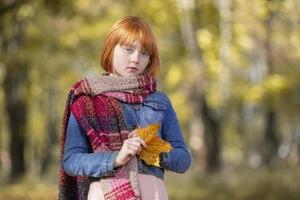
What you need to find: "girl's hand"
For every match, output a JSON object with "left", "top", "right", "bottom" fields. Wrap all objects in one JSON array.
[
  {"left": 113, "top": 129, "right": 147, "bottom": 168},
  {"left": 128, "top": 129, "right": 137, "bottom": 138}
]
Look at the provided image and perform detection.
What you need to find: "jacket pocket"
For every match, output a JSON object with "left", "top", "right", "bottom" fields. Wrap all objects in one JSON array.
[{"left": 142, "top": 102, "right": 167, "bottom": 125}]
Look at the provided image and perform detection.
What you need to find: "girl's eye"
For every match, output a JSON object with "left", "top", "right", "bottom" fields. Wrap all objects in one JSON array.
[
  {"left": 141, "top": 51, "right": 149, "bottom": 56},
  {"left": 123, "top": 47, "right": 133, "bottom": 52}
]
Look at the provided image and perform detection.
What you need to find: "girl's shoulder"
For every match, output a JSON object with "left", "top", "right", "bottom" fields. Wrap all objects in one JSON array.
[
  {"left": 145, "top": 91, "right": 172, "bottom": 107},
  {"left": 68, "top": 77, "right": 90, "bottom": 94}
]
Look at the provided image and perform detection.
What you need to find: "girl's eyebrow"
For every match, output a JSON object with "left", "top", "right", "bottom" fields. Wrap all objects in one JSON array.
[{"left": 122, "top": 44, "right": 134, "bottom": 48}]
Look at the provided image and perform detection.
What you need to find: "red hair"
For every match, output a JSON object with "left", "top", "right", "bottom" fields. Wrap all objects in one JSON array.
[{"left": 100, "top": 16, "right": 160, "bottom": 77}]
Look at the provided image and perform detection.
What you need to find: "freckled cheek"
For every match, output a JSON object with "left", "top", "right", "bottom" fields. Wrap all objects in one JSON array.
[
  {"left": 116, "top": 56, "right": 129, "bottom": 68},
  {"left": 141, "top": 57, "right": 150, "bottom": 68}
]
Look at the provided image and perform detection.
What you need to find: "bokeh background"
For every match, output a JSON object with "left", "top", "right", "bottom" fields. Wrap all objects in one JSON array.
[{"left": 1, "top": 0, "right": 300, "bottom": 199}]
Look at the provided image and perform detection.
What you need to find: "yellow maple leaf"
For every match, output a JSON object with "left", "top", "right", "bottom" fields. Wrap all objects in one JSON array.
[{"left": 137, "top": 124, "right": 173, "bottom": 167}]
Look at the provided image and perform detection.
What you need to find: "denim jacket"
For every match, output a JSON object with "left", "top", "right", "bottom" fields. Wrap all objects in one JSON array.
[{"left": 63, "top": 91, "right": 192, "bottom": 180}]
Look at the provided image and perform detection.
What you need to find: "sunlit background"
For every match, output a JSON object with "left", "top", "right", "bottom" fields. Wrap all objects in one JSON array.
[{"left": 1, "top": 0, "right": 300, "bottom": 199}]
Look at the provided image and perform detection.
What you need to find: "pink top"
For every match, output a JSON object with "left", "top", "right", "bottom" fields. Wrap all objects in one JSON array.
[{"left": 88, "top": 173, "right": 168, "bottom": 200}]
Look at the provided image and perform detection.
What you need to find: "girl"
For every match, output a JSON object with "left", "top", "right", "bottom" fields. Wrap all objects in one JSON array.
[{"left": 59, "top": 16, "right": 192, "bottom": 200}]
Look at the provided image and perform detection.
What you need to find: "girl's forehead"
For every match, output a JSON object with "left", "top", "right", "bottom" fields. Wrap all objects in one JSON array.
[
  {"left": 119, "top": 36, "right": 139, "bottom": 44},
  {"left": 121, "top": 40, "right": 139, "bottom": 46},
  {"left": 119, "top": 38, "right": 151, "bottom": 51}
]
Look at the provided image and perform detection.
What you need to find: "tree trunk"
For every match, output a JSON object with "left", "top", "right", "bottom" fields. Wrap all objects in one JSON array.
[
  {"left": 200, "top": 96, "right": 221, "bottom": 171},
  {"left": 217, "top": 0, "right": 232, "bottom": 102},
  {"left": 1, "top": 1, "right": 29, "bottom": 181},
  {"left": 0, "top": 107, "right": 2, "bottom": 171},
  {"left": 262, "top": 2, "right": 280, "bottom": 166},
  {"left": 263, "top": 110, "right": 279, "bottom": 165},
  {"left": 3, "top": 63, "right": 28, "bottom": 181},
  {"left": 176, "top": 0, "right": 222, "bottom": 172},
  {"left": 40, "top": 86, "right": 59, "bottom": 175}
]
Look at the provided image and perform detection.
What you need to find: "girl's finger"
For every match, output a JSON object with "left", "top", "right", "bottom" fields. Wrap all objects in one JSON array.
[
  {"left": 127, "top": 148, "right": 137, "bottom": 156},
  {"left": 128, "top": 130, "right": 137, "bottom": 138},
  {"left": 137, "top": 147, "right": 142, "bottom": 155},
  {"left": 126, "top": 140, "right": 141, "bottom": 148},
  {"left": 136, "top": 138, "right": 147, "bottom": 148},
  {"left": 127, "top": 145, "right": 140, "bottom": 154}
]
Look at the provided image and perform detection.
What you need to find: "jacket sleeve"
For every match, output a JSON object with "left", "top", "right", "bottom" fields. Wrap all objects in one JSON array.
[
  {"left": 159, "top": 96, "right": 192, "bottom": 173},
  {"left": 63, "top": 113, "right": 118, "bottom": 177}
]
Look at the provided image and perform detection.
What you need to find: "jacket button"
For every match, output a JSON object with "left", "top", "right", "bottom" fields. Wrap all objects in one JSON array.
[{"left": 132, "top": 104, "right": 140, "bottom": 110}]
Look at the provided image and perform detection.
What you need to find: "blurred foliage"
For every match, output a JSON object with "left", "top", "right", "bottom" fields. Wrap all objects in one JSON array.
[
  {"left": 1, "top": 167, "right": 300, "bottom": 200},
  {"left": 167, "top": 167, "right": 300, "bottom": 200}
]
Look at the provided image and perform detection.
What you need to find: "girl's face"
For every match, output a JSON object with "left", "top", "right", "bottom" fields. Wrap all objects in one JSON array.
[{"left": 112, "top": 40, "right": 150, "bottom": 77}]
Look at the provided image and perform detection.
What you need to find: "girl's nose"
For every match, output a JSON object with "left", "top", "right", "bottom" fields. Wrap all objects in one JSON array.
[{"left": 131, "top": 50, "right": 139, "bottom": 64}]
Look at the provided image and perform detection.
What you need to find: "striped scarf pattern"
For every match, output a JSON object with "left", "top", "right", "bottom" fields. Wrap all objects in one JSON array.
[{"left": 58, "top": 74, "right": 156, "bottom": 200}]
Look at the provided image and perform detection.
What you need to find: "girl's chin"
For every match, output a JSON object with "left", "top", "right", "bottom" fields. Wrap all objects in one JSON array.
[
  {"left": 125, "top": 73, "right": 139, "bottom": 78},
  {"left": 124, "top": 71, "right": 141, "bottom": 77},
  {"left": 113, "top": 69, "right": 142, "bottom": 77}
]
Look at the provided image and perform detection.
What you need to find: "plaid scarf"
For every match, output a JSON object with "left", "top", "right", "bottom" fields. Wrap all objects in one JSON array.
[{"left": 58, "top": 74, "right": 156, "bottom": 200}]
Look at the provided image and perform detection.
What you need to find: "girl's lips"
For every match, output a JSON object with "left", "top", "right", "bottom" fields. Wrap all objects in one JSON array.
[{"left": 127, "top": 67, "right": 138, "bottom": 72}]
